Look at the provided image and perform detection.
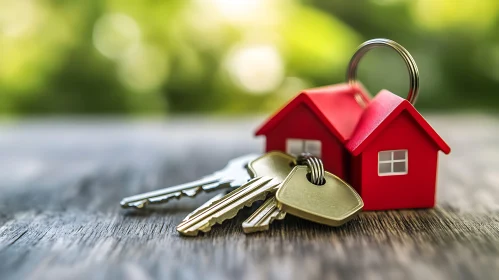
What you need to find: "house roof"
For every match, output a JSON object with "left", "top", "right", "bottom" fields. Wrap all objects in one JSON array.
[
  {"left": 255, "top": 83, "right": 371, "bottom": 143},
  {"left": 345, "top": 90, "right": 451, "bottom": 156}
]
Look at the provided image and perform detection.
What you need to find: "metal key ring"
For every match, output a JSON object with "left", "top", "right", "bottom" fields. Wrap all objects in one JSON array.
[
  {"left": 297, "top": 153, "right": 325, "bottom": 185},
  {"left": 306, "top": 156, "right": 325, "bottom": 185},
  {"left": 315, "top": 157, "right": 325, "bottom": 184},
  {"left": 307, "top": 157, "right": 319, "bottom": 184},
  {"left": 309, "top": 157, "right": 320, "bottom": 184},
  {"left": 346, "top": 38, "right": 420, "bottom": 105}
]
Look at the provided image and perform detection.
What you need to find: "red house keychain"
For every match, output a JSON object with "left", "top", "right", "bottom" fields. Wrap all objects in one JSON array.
[{"left": 255, "top": 38, "right": 451, "bottom": 211}]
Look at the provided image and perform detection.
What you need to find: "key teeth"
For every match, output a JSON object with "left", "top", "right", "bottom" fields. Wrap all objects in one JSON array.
[
  {"left": 183, "top": 193, "right": 225, "bottom": 222},
  {"left": 120, "top": 199, "right": 147, "bottom": 209},
  {"left": 149, "top": 186, "right": 203, "bottom": 203},
  {"left": 121, "top": 186, "right": 205, "bottom": 209},
  {"left": 178, "top": 201, "right": 255, "bottom": 237},
  {"left": 242, "top": 198, "right": 287, "bottom": 234},
  {"left": 276, "top": 211, "right": 286, "bottom": 220},
  {"left": 181, "top": 202, "right": 259, "bottom": 236},
  {"left": 119, "top": 175, "right": 235, "bottom": 209},
  {"left": 177, "top": 177, "right": 278, "bottom": 237},
  {"left": 193, "top": 211, "right": 239, "bottom": 236},
  {"left": 242, "top": 211, "right": 284, "bottom": 234}
]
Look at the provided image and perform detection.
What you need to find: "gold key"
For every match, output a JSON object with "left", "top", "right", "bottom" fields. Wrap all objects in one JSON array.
[
  {"left": 182, "top": 193, "right": 225, "bottom": 222},
  {"left": 246, "top": 151, "right": 296, "bottom": 182},
  {"left": 178, "top": 151, "right": 296, "bottom": 236},
  {"left": 276, "top": 165, "right": 363, "bottom": 227},
  {"left": 177, "top": 176, "right": 279, "bottom": 236},
  {"left": 241, "top": 151, "right": 295, "bottom": 233},
  {"left": 183, "top": 151, "right": 295, "bottom": 223},
  {"left": 242, "top": 197, "right": 286, "bottom": 234}
]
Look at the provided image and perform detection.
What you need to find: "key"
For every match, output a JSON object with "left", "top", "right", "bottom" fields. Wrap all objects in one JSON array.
[
  {"left": 178, "top": 151, "right": 296, "bottom": 235},
  {"left": 239, "top": 151, "right": 296, "bottom": 233},
  {"left": 276, "top": 165, "right": 363, "bottom": 226},
  {"left": 177, "top": 176, "right": 280, "bottom": 236},
  {"left": 246, "top": 151, "right": 296, "bottom": 182},
  {"left": 185, "top": 151, "right": 296, "bottom": 221},
  {"left": 120, "top": 154, "right": 259, "bottom": 209},
  {"left": 183, "top": 193, "right": 225, "bottom": 222},
  {"left": 242, "top": 197, "right": 286, "bottom": 234},
  {"left": 241, "top": 154, "right": 325, "bottom": 234}
]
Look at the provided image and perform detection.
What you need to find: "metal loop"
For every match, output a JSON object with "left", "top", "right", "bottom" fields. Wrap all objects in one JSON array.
[
  {"left": 307, "top": 157, "right": 319, "bottom": 184},
  {"left": 346, "top": 38, "right": 420, "bottom": 105},
  {"left": 313, "top": 157, "right": 325, "bottom": 185},
  {"left": 297, "top": 153, "right": 325, "bottom": 185},
  {"left": 308, "top": 157, "right": 319, "bottom": 184}
]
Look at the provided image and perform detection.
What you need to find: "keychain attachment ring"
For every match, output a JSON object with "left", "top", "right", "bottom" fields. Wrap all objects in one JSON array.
[
  {"left": 346, "top": 38, "right": 420, "bottom": 105},
  {"left": 297, "top": 153, "right": 325, "bottom": 185},
  {"left": 312, "top": 157, "right": 324, "bottom": 184}
]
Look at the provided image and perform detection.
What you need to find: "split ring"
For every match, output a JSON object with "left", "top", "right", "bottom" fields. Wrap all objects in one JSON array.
[
  {"left": 297, "top": 153, "right": 325, "bottom": 185},
  {"left": 312, "top": 157, "right": 325, "bottom": 185},
  {"left": 346, "top": 38, "right": 420, "bottom": 105},
  {"left": 314, "top": 157, "right": 325, "bottom": 184},
  {"left": 307, "top": 157, "right": 319, "bottom": 184}
]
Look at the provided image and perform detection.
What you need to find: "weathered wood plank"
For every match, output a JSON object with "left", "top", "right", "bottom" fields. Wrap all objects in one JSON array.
[{"left": 0, "top": 115, "right": 497, "bottom": 280}]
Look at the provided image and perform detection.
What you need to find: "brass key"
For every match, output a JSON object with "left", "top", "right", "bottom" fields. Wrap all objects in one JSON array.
[
  {"left": 177, "top": 176, "right": 279, "bottom": 236},
  {"left": 242, "top": 152, "right": 330, "bottom": 234},
  {"left": 183, "top": 151, "right": 296, "bottom": 223},
  {"left": 242, "top": 197, "right": 286, "bottom": 234},
  {"left": 241, "top": 151, "right": 296, "bottom": 233},
  {"left": 246, "top": 151, "right": 296, "bottom": 182},
  {"left": 182, "top": 193, "right": 225, "bottom": 222},
  {"left": 178, "top": 151, "right": 296, "bottom": 236},
  {"left": 276, "top": 165, "right": 363, "bottom": 226}
]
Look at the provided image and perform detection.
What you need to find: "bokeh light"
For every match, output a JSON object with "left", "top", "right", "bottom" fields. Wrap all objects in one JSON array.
[
  {"left": 0, "top": 0, "right": 497, "bottom": 115},
  {"left": 93, "top": 13, "right": 141, "bottom": 60},
  {"left": 225, "top": 44, "right": 284, "bottom": 94},
  {"left": 412, "top": 0, "right": 498, "bottom": 31},
  {"left": 212, "top": 0, "right": 264, "bottom": 24},
  {"left": 117, "top": 44, "right": 169, "bottom": 92},
  {"left": 0, "top": 0, "right": 39, "bottom": 38}
]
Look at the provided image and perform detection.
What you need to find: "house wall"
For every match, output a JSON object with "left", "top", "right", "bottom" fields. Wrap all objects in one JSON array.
[
  {"left": 264, "top": 103, "right": 348, "bottom": 180},
  {"left": 353, "top": 111, "right": 439, "bottom": 210},
  {"left": 350, "top": 155, "right": 362, "bottom": 196}
]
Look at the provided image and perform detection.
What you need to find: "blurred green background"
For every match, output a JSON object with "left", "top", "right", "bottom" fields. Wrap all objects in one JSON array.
[{"left": 1, "top": 0, "right": 498, "bottom": 116}]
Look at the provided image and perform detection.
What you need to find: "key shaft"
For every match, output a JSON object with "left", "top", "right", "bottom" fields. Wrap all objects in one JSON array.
[
  {"left": 242, "top": 197, "right": 286, "bottom": 234},
  {"left": 120, "top": 175, "right": 226, "bottom": 209},
  {"left": 177, "top": 176, "right": 279, "bottom": 236},
  {"left": 120, "top": 154, "right": 258, "bottom": 209},
  {"left": 183, "top": 193, "right": 225, "bottom": 222}
]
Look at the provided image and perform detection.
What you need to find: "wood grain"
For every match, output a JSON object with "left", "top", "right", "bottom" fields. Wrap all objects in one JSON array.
[{"left": 0, "top": 115, "right": 497, "bottom": 280}]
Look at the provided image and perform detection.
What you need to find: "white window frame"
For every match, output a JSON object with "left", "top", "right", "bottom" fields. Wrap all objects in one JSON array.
[
  {"left": 378, "top": 150, "right": 408, "bottom": 176},
  {"left": 286, "top": 138, "right": 322, "bottom": 158}
]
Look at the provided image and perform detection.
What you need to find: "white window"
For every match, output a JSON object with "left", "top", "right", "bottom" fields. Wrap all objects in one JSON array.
[
  {"left": 286, "top": 139, "right": 322, "bottom": 157},
  {"left": 378, "top": 150, "right": 408, "bottom": 176}
]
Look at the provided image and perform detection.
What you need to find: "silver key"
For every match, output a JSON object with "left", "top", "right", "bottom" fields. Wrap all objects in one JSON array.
[{"left": 120, "top": 154, "right": 259, "bottom": 209}]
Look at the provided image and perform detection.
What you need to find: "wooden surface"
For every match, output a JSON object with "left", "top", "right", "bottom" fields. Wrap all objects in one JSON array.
[{"left": 0, "top": 115, "right": 497, "bottom": 280}]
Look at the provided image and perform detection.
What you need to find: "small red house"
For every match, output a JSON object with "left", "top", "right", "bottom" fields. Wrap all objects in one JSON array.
[
  {"left": 255, "top": 84, "right": 450, "bottom": 210},
  {"left": 255, "top": 84, "right": 370, "bottom": 180}
]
